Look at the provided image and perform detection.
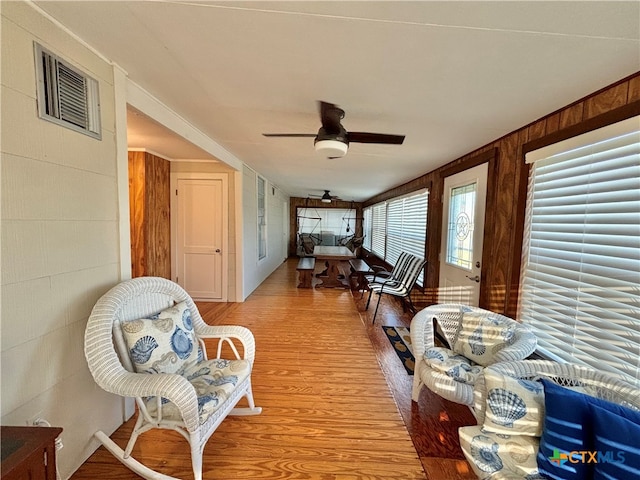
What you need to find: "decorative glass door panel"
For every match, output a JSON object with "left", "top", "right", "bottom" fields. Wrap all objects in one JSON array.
[{"left": 446, "top": 183, "right": 477, "bottom": 271}]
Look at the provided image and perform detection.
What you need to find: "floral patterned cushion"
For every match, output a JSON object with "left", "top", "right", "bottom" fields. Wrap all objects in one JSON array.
[
  {"left": 144, "top": 358, "right": 251, "bottom": 425},
  {"left": 121, "top": 301, "right": 202, "bottom": 374},
  {"left": 459, "top": 425, "right": 542, "bottom": 480},
  {"left": 424, "top": 346, "right": 483, "bottom": 385},
  {"left": 453, "top": 312, "right": 517, "bottom": 366},
  {"left": 483, "top": 369, "right": 545, "bottom": 436}
]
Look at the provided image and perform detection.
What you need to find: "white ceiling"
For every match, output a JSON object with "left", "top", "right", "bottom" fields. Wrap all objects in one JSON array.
[{"left": 35, "top": 1, "right": 640, "bottom": 202}]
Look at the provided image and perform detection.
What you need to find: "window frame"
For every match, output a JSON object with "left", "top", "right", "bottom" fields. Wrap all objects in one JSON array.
[
  {"left": 257, "top": 175, "right": 267, "bottom": 261},
  {"left": 518, "top": 115, "right": 640, "bottom": 387}
]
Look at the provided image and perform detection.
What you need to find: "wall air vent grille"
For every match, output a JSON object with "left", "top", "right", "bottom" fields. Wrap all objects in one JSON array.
[{"left": 34, "top": 43, "right": 101, "bottom": 139}]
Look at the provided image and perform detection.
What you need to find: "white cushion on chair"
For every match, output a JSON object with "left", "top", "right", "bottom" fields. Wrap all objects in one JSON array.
[
  {"left": 145, "top": 358, "right": 252, "bottom": 424},
  {"left": 121, "top": 301, "right": 202, "bottom": 374}
]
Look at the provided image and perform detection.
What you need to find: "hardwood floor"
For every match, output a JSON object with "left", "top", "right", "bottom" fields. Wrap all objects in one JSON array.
[
  {"left": 351, "top": 273, "right": 477, "bottom": 480},
  {"left": 71, "top": 259, "right": 476, "bottom": 480}
]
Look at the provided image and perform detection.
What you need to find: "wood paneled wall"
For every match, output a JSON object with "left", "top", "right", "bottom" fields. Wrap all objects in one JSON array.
[
  {"left": 128, "top": 151, "right": 171, "bottom": 279},
  {"left": 288, "top": 198, "right": 363, "bottom": 257},
  {"left": 364, "top": 72, "right": 640, "bottom": 318}
]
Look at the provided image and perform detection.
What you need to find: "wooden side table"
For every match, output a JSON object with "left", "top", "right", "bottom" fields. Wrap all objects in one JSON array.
[{"left": 1, "top": 426, "right": 63, "bottom": 480}]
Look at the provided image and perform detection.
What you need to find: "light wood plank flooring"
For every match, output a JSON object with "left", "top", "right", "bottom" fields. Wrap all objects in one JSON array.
[{"left": 71, "top": 259, "right": 476, "bottom": 479}]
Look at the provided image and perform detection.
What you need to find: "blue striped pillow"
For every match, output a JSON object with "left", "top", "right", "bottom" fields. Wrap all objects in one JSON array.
[
  {"left": 590, "top": 403, "right": 640, "bottom": 480},
  {"left": 537, "top": 379, "right": 640, "bottom": 480},
  {"left": 537, "top": 379, "right": 602, "bottom": 479}
]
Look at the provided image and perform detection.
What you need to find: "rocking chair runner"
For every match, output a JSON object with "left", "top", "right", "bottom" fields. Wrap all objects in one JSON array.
[{"left": 84, "top": 277, "right": 261, "bottom": 480}]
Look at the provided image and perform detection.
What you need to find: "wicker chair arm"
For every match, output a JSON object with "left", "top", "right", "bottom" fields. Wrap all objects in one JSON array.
[
  {"left": 491, "top": 328, "right": 538, "bottom": 363},
  {"left": 108, "top": 371, "right": 193, "bottom": 398},
  {"left": 195, "top": 325, "right": 257, "bottom": 364},
  {"left": 92, "top": 368, "right": 201, "bottom": 433},
  {"left": 410, "top": 308, "right": 437, "bottom": 360}
]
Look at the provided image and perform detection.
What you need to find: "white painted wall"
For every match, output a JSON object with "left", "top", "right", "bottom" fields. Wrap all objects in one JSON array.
[
  {"left": 242, "top": 165, "right": 289, "bottom": 299},
  {"left": 0, "top": 4, "right": 289, "bottom": 478},
  {"left": 1, "top": 2, "right": 127, "bottom": 477}
]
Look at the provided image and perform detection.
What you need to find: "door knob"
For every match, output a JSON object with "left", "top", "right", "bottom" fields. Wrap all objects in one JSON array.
[
  {"left": 215, "top": 249, "right": 221, "bottom": 253},
  {"left": 466, "top": 275, "right": 480, "bottom": 283}
]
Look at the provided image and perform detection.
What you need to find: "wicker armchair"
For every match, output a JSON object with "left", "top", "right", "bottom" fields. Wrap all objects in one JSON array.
[
  {"left": 410, "top": 304, "right": 537, "bottom": 407},
  {"left": 84, "top": 277, "right": 261, "bottom": 480},
  {"left": 459, "top": 360, "right": 640, "bottom": 479}
]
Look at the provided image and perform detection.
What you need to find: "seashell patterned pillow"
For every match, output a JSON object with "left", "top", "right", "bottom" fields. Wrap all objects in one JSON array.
[
  {"left": 453, "top": 312, "right": 516, "bottom": 366},
  {"left": 121, "top": 301, "right": 202, "bottom": 375},
  {"left": 424, "top": 346, "right": 483, "bottom": 384},
  {"left": 483, "top": 368, "right": 545, "bottom": 437}
]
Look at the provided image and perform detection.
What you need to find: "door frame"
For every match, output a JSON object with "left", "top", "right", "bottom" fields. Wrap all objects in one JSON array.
[
  {"left": 436, "top": 148, "right": 498, "bottom": 308},
  {"left": 439, "top": 162, "right": 488, "bottom": 306},
  {"left": 170, "top": 172, "right": 229, "bottom": 301}
]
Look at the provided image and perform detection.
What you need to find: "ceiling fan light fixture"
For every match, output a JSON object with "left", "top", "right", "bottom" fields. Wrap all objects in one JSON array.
[
  {"left": 321, "top": 190, "right": 332, "bottom": 203},
  {"left": 314, "top": 139, "right": 348, "bottom": 158}
]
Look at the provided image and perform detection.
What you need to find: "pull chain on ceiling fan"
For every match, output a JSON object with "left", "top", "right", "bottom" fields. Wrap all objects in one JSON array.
[{"left": 263, "top": 101, "right": 405, "bottom": 158}]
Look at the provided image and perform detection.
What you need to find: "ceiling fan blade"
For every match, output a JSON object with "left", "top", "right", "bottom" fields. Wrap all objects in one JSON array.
[
  {"left": 348, "top": 132, "right": 405, "bottom": 144},
  {"left": 318, "top": 101, "right": 344, "bottom": 134},
  {"left": 262, "top": 133, "right": 316, "bottom": 137}
]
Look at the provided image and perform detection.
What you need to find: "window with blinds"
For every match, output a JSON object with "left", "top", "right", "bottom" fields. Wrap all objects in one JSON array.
[
  {"left": 386, "top": 191, "right": 428, "bottom": 284},
  {"left": 519, "top": 116, "right": 640, "bottom": 387},
  {"left": 257, "top": 176, "right": 267, "bottom": 260},
  {"left": 363, "top": 190, "right": 428, "bottom": 285},
  {"left": 362, "top": 207, "right": 372, "bottom": 251},
  {"left": 371, "top": 203, "right": 387, "bottom": 260}
]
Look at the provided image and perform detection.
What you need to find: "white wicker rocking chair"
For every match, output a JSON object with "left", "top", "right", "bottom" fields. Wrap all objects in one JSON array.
[{"left": 84, "top": 277, "right": 261, "bottom": 480}]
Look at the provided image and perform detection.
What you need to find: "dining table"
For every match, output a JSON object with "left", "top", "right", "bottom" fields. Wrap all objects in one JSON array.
[{"left": 312, "top": 245, "right": 355, "bottom": 288}]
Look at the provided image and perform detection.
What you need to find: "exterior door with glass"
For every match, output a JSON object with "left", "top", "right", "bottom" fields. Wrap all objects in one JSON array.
[{"left": 438, "top": 163, "right": 488, "bottom": 306}]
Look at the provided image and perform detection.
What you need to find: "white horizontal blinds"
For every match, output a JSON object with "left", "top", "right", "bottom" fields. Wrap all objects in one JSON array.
[
  {"left": 363, "top": 207, "right": 372, "bottom": 251},
  {"left": 385, "top": 190, "right": 428, "bottom": 284},
  {"left": 386, "top": 200, "right": 404, "bottom": 265},
  {"left": 519, "top": 116, "right": 640, "bottom": 387},
  {"left": 371, "top": 203, "right": 387, "bottom": 259}
]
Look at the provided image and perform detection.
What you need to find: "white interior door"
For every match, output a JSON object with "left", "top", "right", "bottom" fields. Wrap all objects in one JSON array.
[
  {"left": 175, "top": 177, "right": 227, "bottom": 301},
  {"left": 439, "top": 163, "right": 488, "bottom": 306}
]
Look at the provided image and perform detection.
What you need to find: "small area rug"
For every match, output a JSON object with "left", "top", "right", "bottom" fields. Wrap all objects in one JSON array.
[{"left": 382, "top": 326, "right": 415, "bottom": 375}]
